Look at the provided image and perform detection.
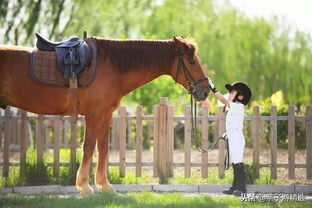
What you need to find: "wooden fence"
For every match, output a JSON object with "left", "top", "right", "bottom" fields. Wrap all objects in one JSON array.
[{"left": 0, "top": 97, "right": 311, "bottom": 182}]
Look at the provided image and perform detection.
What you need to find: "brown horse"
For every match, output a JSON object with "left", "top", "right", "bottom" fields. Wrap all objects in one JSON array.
[{"left": 0, "top": 36, "right": 210, "bottom": 195}]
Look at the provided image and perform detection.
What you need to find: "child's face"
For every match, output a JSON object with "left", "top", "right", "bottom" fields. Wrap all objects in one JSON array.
[
  {"left": 228, "top": 90, "right": 244, "bottom": 102},
  {"left": 228, "top": 90, "right": 238, "bottom": 101}
]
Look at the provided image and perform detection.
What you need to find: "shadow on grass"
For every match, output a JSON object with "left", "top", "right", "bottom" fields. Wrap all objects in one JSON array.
[
  {"left": 0, "top": 191, "right": 310, "bottom": 208},
  {"left": 0, "top": 191, "right": 230, "bottom": 208}
]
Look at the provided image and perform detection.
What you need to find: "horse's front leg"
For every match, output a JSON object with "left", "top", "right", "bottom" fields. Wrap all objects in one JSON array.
[
  {"left": 95, "top": 112, "right": 114, "bottom": 192},
  {"left": 76, "top": 115, "right": 103, "bottom": 195}
]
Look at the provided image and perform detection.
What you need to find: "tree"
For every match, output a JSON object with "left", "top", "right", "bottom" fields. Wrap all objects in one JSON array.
[{"left": 0, "top": 0, "right": 72, "bottom": 45}]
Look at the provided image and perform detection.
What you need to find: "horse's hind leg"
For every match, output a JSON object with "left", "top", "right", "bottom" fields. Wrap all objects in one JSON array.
[
  {"left": 76, "top": 115, "right": 101, "bottom": 195},
  {"left": 95, "top": 112, "right": 115, "bottom": 192}
]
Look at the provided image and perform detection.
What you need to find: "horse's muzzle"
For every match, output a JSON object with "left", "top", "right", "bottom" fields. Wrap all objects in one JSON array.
[{"left": 189, "top": 84, "right": 210, "bottom": 101}]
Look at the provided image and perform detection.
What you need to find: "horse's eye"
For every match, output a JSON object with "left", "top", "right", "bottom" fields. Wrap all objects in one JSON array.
[{"left": 189, "top": 61, "right": 195, "bottom": 65}]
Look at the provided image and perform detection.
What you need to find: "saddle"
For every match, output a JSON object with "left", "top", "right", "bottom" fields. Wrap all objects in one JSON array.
[{"left": 35, "top": 33, "right": 92, "bottom": 88}]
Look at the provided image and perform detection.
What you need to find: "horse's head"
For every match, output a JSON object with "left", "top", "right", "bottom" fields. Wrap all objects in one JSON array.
[{"left": 172, "top": 36, "right": 210, "bottom": 101}]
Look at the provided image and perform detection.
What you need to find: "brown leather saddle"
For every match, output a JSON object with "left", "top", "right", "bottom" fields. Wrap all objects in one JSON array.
[{"left": 30, "top": 32, "right": 97, "bottom": 88}]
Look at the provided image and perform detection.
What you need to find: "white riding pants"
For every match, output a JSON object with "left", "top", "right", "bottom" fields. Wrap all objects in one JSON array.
[{"left": 227, "top": 133, "right": 245, "bottom": 164}]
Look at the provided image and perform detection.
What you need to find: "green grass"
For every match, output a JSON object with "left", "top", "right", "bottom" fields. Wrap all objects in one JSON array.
[
  {"left": 0, "top": 191, "right": 310, "bottom": 208},
  {"left": 167, "top": 166, "right": 283, "bottom": 185}
]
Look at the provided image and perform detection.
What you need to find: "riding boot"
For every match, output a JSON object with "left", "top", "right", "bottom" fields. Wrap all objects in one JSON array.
[
  {"left": 222, "top": 163, "right": 237, "bottom": 195},
  {"left": 233, "top": 162, "right": 247, "bottom": 196}
]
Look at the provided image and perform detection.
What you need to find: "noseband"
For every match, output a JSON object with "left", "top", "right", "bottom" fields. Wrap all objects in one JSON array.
[{"left": 175, "top": 54, "right": 209, "bottom": 153}]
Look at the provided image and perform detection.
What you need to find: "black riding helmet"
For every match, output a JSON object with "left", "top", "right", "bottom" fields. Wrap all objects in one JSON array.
[{"left": 225, "top": 82, "right": 252, "bottom": 105}]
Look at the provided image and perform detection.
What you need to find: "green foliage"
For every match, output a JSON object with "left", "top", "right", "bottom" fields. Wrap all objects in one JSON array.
[
  {"left": 244, "top": 162, "right": 255, "bottom": 185},
  {"left": 23, "top": 148, "right": 51, "bottom": 185},
  {"left": 108, "top": 167, "right": 123, "bottom": 184},
  {"left": 168, "top": 169, "right": 233, "bottom": 184},
  {"left": 0, "top": 148, "right": 51, "bottom": 187},
  {"left": 0, "top": 148, "right": 81, "bottom": 187},
  {"left": 243, "top": 161, "right": 283, "bottom": 185},
  {"left": 254, "top": 168, "right": 283, "bottom": 185},
  {"left": 122, "top": 76, "right": 189, "bottom": 114},
  {"left": 0, "top": 167, "right": 21, "bottom": 187},
  {"left": 248, "top": 90, "right": 288, "bottom": 115},
  {"left": 108, "top": 167, "right": 149, "bottom": 184},
  {"left": 0, "top": 0, "right": 8, "bottom": 24},
  {"left": 58, "top": 166, "right": 75, "bottom": 185},
  {"left": 247, "top": 91, "right": 306, "bottom": 149}
]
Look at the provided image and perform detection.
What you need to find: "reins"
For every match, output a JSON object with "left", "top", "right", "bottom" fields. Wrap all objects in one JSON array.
[{"left": 175, "top": 54, "right": 230, "bottom": 169}]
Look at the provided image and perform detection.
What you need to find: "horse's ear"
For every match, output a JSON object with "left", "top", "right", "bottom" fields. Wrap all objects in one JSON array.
[
  {"left": 173, "top": 36, "right": 184, "bottom": 42},
  {"left": 173, "top": 36, "right": 196, "bottom": 60},
  {"left": 173, "top": 36, "right": 185, "bottom": 49}
]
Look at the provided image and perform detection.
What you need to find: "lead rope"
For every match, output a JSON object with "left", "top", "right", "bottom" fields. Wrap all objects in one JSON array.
[
  {"left": 224, "top": 139, "right": 230, "bottom": 170},
  {"left": 190, "top": 94, "right": 196, "bottom": 149},
  {"left": 190, "top": 93, "right": 230, "bottom": 166},
  {"left": 190, "top": 93, "right": 209, "bottom": 153}
]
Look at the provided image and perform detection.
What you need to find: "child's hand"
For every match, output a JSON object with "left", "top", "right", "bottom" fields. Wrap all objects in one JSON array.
[
  {"left": 208, "top": 78, "right": 230, "bottom": 107},
  {"left": 208, "top": 77, "right": 218, "bottom": 93}
]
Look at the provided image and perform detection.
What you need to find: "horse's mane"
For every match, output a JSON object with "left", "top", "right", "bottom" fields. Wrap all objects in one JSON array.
[{"left": 96, "top": 37, "right": 197, "bottom": 72}]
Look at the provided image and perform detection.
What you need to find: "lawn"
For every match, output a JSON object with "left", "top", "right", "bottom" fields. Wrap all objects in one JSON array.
[{"left": 0, "top": 191, "right": 310, "bottom": 208}]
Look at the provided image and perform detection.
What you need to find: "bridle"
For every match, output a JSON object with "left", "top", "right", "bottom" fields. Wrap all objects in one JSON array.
[
  {"left": 174, "top": 53, "right": 209, "bottom": 153},
  {"left": 174, "top": 54, "right": 208, "bottom": 93}
]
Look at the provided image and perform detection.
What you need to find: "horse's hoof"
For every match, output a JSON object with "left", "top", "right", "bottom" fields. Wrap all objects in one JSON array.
[
  {"left": 79, "top": 184, "right": 95, "bottom": 196},
  {"left": 96, "top": 183, "right": 116, "bottom": 193}
]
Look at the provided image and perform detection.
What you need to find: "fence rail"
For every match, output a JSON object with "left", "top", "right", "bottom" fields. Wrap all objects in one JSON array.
[{"left": 0, "top": 98, "right": 311, "bottom": 182}]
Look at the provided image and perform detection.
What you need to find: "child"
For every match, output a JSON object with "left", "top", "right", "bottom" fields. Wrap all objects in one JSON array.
[{"left": 208, "top": 78, "right": 252, "bottom": 196}]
